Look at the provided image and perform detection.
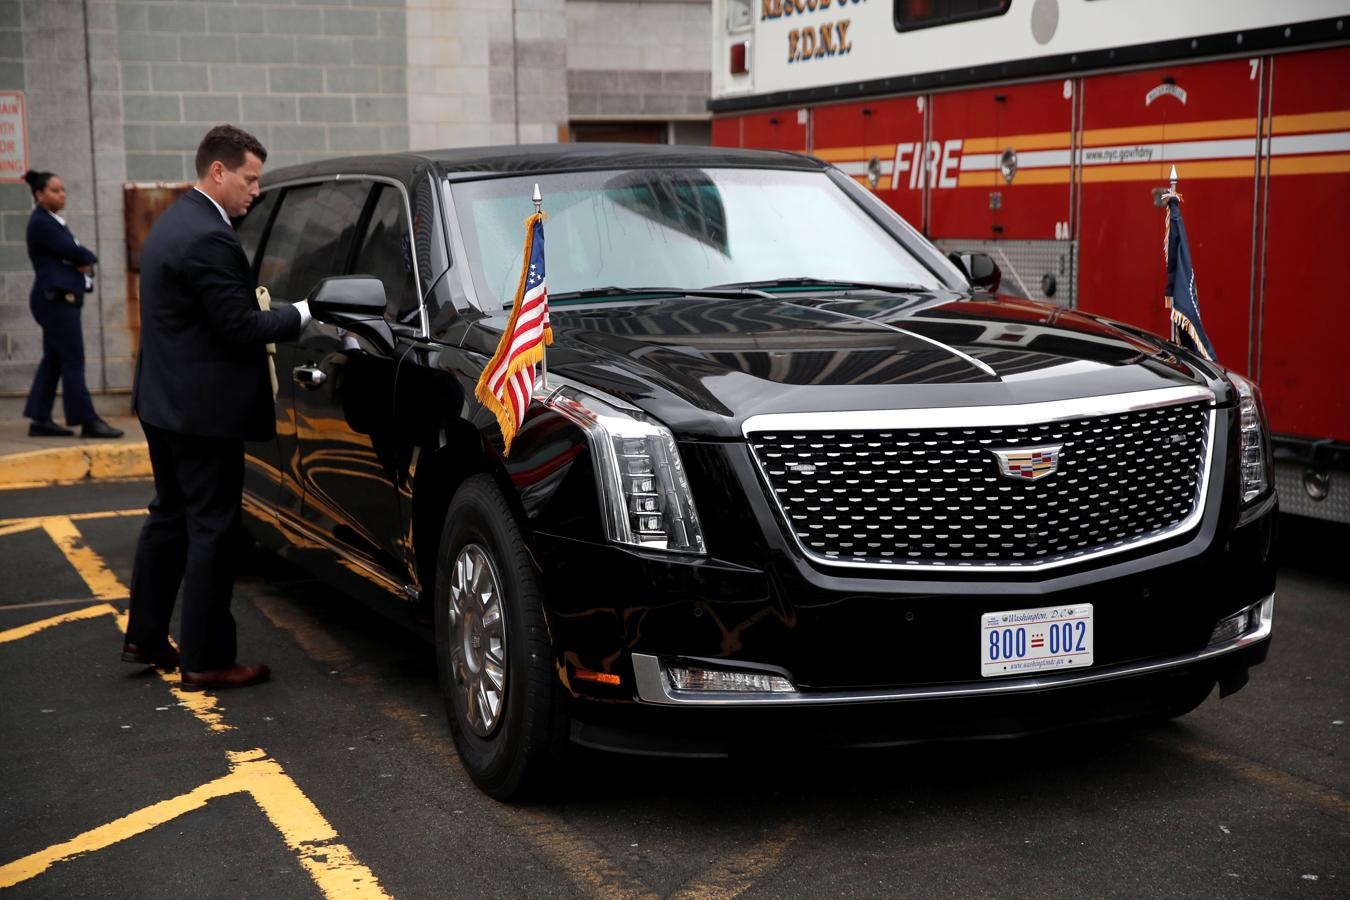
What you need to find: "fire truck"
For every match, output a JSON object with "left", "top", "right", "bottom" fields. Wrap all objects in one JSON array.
[{"left": 710, "top": 0, "right": 1350, "bottom": 524}]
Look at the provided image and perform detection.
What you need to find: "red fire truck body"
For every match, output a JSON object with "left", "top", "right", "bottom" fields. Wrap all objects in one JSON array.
[{"left": 710, "top": 1, "right": 1350, "bottom": 522}]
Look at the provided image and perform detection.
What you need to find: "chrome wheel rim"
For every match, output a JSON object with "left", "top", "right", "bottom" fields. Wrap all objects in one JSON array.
[{"left": 448, "top": 543, "right": 508, "bottom": 737}]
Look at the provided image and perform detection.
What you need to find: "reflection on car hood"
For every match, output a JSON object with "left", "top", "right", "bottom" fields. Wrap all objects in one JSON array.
[{"left": 469, "top": 292, "right": 1222, "bottom": 439}]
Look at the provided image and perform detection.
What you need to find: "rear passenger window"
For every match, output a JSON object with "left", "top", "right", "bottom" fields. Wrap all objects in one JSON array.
[
  {"left": 235, "top": 190, "right": 276, "bottom": 273},
  {"left": 353, "top": 184, "right": 419, "bottom": 325},
  {"left": 257, "top": 181, "right": 370, "bottom": 302}
]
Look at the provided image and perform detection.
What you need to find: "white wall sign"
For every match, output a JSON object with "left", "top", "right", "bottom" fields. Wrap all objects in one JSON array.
[{"left": 0, "top": 92, "right": 28, "bottom": 183}]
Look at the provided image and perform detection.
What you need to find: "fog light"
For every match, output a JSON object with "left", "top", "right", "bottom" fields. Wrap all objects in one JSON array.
[
  {"left": 1209, "top": 598, "right": 1271, "bottom": 646},
  {"left": 668, "top": 665, "right": 794, "bottom": 693},
  {"left": 1209, "top": 612, "right": 1246, "bottom": 645}
]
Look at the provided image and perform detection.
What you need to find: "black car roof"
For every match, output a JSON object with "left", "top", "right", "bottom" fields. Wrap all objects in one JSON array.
[{"left": 261, "top": 143, "right": 828, "bottom": 187}]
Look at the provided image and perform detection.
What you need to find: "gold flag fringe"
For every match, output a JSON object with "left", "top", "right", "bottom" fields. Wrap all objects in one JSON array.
[
  {"left": 474, "top": 211, "right": 554, "bottom": 457},
  {"left": 1165, "top": 296, "right": 1214, "bottom": 362}
]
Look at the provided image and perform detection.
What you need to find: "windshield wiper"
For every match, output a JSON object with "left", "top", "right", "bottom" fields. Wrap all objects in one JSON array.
[
  {"left": 548, "top": 285, "right": 753, "bottom": 303},
  {"left": 706, "top": 277, "right": 930, "bottom": 294}
]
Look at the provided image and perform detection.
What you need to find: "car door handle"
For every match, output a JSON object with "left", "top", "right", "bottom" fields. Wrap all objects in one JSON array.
[{"left": 292, "top": 364, "right": 327, "bottom": 389}]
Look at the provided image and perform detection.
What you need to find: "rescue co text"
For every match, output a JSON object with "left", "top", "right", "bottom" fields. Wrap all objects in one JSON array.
[{"left": 761, "top": 0, "right": 863, "bottom": 63}]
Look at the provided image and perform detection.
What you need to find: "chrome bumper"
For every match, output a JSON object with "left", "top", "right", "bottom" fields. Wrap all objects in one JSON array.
[{"left": 632, "top": 594, "right": 1274, "bottom": 708}]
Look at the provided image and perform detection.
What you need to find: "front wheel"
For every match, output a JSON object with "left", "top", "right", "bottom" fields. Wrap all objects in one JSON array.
[{"left": 434, "top": 474, "right": 567, "bottom": 800}]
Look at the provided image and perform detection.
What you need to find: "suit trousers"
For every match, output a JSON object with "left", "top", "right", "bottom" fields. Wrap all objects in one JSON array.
[
  {"left": 23, "top": 293, "right": 96, "bottom": 425},
  {"left": 127, "top": 421, "right": 245, "bottom": 673}
]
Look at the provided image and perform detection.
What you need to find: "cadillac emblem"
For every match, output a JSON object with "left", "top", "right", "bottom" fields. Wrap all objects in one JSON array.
[{"left": 990, "top": 444, "right": 1063, "bottom": 481}]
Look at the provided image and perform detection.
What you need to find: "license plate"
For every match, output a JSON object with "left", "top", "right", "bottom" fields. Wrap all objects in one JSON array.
[{"left": 980, "top": 604, "right": 1093, "bottom": 678}]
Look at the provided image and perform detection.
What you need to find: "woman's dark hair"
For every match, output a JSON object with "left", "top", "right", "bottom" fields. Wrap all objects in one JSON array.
[
  {"left": 23, "top": 169, "right": 54, "bottom": 199},
  {"left": 194, "top": 124, "right": 267, "bottom": 177}
]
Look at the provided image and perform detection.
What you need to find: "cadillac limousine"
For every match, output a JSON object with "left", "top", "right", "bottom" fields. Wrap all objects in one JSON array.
[{"left": 237, "top": 145, "right": 1277, "bottom": 799}]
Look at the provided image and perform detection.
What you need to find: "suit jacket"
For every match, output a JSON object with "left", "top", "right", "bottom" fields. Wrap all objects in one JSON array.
[
  {"left": 133, "top": 189, "right": 302, "bottom": 441},
  {"left": 27, "top": 207, "right": 98, "bottom": 305}
]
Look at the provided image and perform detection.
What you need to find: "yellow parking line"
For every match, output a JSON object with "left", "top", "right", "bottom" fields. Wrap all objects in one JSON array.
[
  {"left": 0, "top": 521, "right": 41, "bottom": 538},
  {"left": 0, "top": 603, "right": 119, "bottom": 644},
  {"left": 1148, "top": 731, "right": 1350, "bottom": 821},
  {"left": 41, "top": 517, "right": 128, "bottom": 600},
  {"left": 671, "top": 823, "right": 807, "bottom": 900},
  {"left": 0, "top": 508, "right": 145, "bottom": 528},
  {"left": 0, "top": 596, "right": 129, "bottom": 613},
  {"left": 252, "top": 591, "right": 659, "bottom": 900},
  {"left": 0, "top": 748, "right": 390, "bottom": 899}
]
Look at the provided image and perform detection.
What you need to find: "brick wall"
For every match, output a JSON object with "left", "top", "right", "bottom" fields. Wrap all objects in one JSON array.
[
  {"left": 115, "top": 0, "right": 410, "bottom": 180},
  {"left": 0, "top": 0, "right": 711, "bottom": 412},
  {"left": 407, "top": 0, "right": 567, "bottom": 149},
  {"left": 566, "top": 0, "right": 711, "bottom": 120}
]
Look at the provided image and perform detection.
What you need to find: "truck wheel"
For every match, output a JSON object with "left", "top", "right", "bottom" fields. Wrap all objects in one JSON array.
[{"left": 434, "top": 473, "right": 566, "bottom": 800}]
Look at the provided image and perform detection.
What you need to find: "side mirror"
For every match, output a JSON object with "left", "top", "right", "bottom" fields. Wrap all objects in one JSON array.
[
  {"left": 948, "top": 252, "right": 1002, "bottom": 293},
  {"left": 308, "top": 276, "right": 387, "bottom": 320}
]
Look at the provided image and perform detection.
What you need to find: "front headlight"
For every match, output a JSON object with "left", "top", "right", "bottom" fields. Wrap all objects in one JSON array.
[
  {"left": 1229, "top": 373, "right": 1269, "bottom": 503},
  {"left": 545, "top": 383, "right": 706, "bottom": 554}
]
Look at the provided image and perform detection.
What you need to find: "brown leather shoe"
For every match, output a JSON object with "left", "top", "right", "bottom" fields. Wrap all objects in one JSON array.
[
  {"left": 179, "top": 663, "right": 271, "bottom": 692},
  {"left": 121, "top": 641, "right": 180, "bottom": 670}
]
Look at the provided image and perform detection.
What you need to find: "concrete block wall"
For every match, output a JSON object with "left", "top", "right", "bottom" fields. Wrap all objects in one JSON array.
[
  {"left": 115, "top": 0, "right": 410, "bottom": 180},
  {"left": 0, "top": 1, "right": 112, "bottom": 406},
  {"left": 407, "top": 0, "right": 567, "bottom": 149},
  {"left": 0, "top": 0, "right": 712, "bottom": 415},
  {"left": 566, "top": 0, "right": 710, "bottom": 120}
]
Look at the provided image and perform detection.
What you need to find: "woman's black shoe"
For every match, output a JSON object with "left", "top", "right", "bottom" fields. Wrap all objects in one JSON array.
[
  {"left": 28, "top": 419, "right": 74, "bottom": 437},
  {"left": 81, "top": 418, "right": 124, "bottom": 438}
]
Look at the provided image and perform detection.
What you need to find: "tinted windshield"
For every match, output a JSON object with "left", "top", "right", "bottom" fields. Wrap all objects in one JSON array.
[{"left": 448, "top": 168, "right": 944, "bottom": 308}]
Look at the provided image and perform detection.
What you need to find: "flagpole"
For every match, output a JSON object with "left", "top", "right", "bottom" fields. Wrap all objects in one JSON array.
[
  {"left": 1165, "top": 166, "right": 1178, "bottom": 345},
  {"left": 533, "top": 182, "right": 547, "bottom": 393}
]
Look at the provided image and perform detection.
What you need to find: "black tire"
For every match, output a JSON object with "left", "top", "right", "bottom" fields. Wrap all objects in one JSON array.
[{"left": 434, "top": 473, "right": 567, "bottom": 800}]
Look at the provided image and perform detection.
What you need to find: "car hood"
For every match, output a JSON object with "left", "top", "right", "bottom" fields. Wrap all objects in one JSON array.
[{"left": 466, "top": 292, "right": 1228, "bottom": 440}]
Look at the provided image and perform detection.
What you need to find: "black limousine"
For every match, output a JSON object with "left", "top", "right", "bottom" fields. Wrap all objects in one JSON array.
[{"left": 237, "top": 144, "right": 1276, "bottom": 799}]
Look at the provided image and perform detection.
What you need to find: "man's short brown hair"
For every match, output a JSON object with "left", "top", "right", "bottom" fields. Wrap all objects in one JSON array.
[{"left": 194, "top": 124, "right": 267, "bottom": 177}]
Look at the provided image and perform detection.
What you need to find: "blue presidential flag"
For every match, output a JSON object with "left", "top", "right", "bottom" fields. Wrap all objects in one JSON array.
[{"left": 1163, "top": 193, "right": 1217, "bottom": 361}]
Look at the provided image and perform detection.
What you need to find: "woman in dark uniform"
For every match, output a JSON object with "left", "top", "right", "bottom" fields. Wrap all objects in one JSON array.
[{"left": 22, "top": 169, "right": 122, "bottom": 438}]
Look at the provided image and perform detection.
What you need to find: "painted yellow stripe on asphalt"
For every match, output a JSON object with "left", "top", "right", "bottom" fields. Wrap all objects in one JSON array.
[
  {"left": 0, "top": 596, "right": 129, "bottom": 613},
  {"left": 0, "top": 750, "right": 390, "bottom": 898},
  {"left": 0, "top": 508, "right": 145, "bottom": 529},
  {"left": 1080, "top": 159, "right": 1255, "bottom": 182},
  {"left": 0, "top": 762, "right": 239, "bottom": 888},
  {"left": 0, "top": 603, "right": 118, "bottom": 644},
  {"left": 104, "top": 605, "right": 234, "bottom": 734},
  {"left": 964, "top": 130, "right": 1071, "bottom": 153},
  {"left": 957, "top": 167, "right": 1071, "bottom": 187},
  {"left": 671, "top": 822, "right": 807, "bottom": 900},
  {"left": 42, "top": 516, "right": 127, "bottom": 601},
  {"left": 0, "top": 520, "right": 41, "bottom": 538},
  {"left": 226, "top": 750, "right": 390, "bottom": 899},
  {"left": 252, "top": 591, "right": 659, "bottom": 900},
  {"left": 1268, "top": 152, "right": 1350, "bottom": 175},
  {"left": 1146, "top": 732, "right": 1350, "bottom": 822},
  {"left": 1270, "top": 110, "right": 1350, "bottom": 135}
]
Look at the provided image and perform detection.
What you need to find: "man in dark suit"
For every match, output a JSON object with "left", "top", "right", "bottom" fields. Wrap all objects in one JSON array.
[{"left": 123, "top": 124, "right": 309, "bottom": 690}]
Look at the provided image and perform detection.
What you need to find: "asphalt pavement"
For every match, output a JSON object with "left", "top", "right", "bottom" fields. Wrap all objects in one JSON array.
[{"left": 0, "top": 481, "right": 1346, "bottom": 899}]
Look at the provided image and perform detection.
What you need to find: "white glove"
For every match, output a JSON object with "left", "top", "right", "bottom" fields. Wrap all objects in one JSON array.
[{"left": 292, "top": 299, "right": 312, "bottom": 327}]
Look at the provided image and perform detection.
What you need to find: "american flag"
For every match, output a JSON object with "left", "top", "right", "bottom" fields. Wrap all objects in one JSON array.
[{"left": 474, "top": 212, "right": 553, "bottom": 456}]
